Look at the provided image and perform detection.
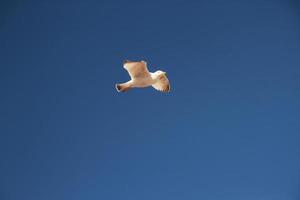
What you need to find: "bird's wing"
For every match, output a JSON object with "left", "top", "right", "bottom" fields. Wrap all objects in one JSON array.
[
  {"left": 152, "top": 74, "right": 171, "bottom": 93},
  {"left": 123, "top": 60, "right": 150, "bottom": 79}
]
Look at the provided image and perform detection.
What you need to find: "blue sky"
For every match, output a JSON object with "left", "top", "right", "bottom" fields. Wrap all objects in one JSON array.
[{"left": 1, "top": 0, "right": 300, "bottom": 200}]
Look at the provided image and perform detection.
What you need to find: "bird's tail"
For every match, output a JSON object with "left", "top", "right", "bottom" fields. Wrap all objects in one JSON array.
[{"left": 115, "top": 82, "right": 132, "bottom": 92}]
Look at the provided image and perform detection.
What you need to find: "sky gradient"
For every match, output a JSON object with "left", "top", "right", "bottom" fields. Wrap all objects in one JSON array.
[{"left": 1, "top": 0, "right": 300, "bottom": 200}]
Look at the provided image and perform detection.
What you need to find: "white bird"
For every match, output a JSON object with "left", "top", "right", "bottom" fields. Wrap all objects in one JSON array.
[{"left": 116, "top": 60, "right": 171, "bottom": 93}]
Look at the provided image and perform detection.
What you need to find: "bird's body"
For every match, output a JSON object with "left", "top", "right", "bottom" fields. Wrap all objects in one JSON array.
[
  {"left": 130, "top": 73, "right": 158, "bottom": 87},
  {"left": 116, "top": 60, "right": 170, "bottom": 93}
]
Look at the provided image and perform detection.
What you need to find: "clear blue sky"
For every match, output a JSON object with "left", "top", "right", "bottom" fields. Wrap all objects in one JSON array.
[{"left": 1, "top": 0, "right": 300, "bottom": 200}]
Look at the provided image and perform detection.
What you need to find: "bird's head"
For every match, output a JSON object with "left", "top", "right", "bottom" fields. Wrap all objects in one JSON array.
[{"left": 154, "top": 70, "right": 167, "bottom": 79}]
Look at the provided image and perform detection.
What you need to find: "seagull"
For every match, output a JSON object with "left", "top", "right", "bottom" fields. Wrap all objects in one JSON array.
[{"left": 116, "top": 60, "right": 171, "bottom": 93}]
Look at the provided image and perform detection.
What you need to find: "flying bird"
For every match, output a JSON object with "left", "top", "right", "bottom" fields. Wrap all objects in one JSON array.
[{"left": 116, "top": 60, "right": 171, "bottom": 93}]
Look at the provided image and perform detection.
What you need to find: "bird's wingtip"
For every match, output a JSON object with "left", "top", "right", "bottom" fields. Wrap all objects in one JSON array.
[
  {"left": 123, "top": 60, "right": 133, "bottom": 64},
  {"left": 115, "top": 84, "right": 121, "bottom": 92}
]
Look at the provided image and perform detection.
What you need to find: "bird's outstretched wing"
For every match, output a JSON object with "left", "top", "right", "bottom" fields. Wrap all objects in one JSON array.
[
  {"left": 152, "top": 74, "right": 171, "bottom": 93},
  {"left": 123, "top": 60, "right": 150, "bottom": 79}
]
